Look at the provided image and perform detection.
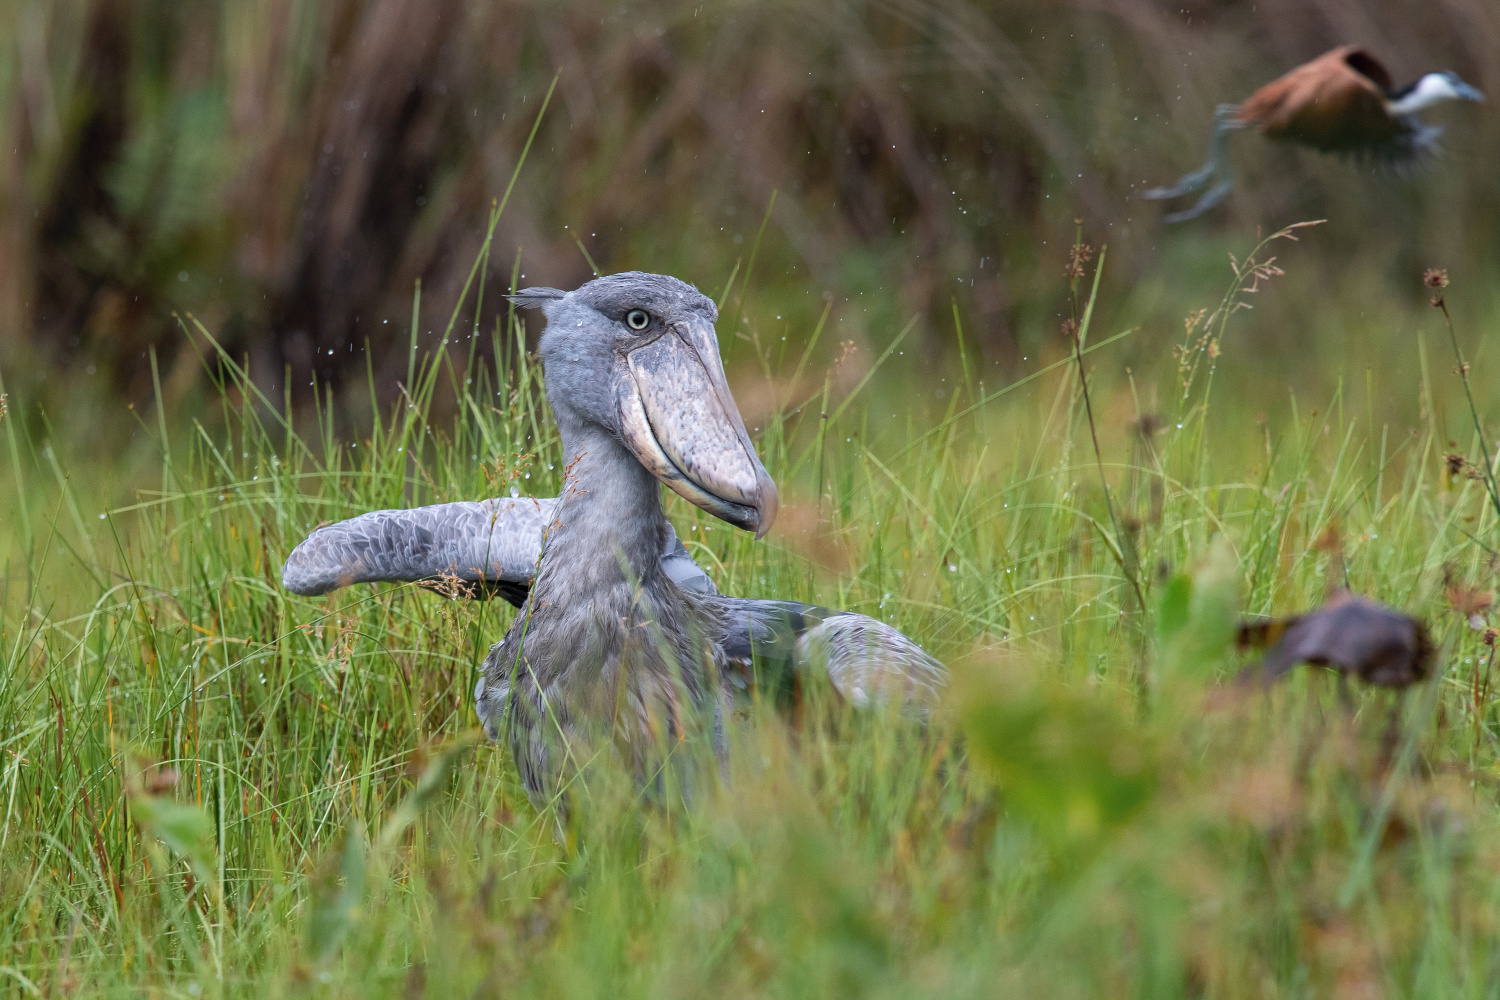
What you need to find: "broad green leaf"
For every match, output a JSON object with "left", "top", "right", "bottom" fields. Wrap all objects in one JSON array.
[
  {"left": 1157, "top": 535, "right": 1241, "bottom": 681},
  {"left": 1156, "top": 572, "right": 1193, "bottom": 644},
  {"left": 959, "top": 671, "right": 1157, "bottom": 848},
  {"left": 308, "top": 827, "right": 368, "bottom": 965},
  {"left": 130, "top": 794, "right": 218, "bottom": 889}
]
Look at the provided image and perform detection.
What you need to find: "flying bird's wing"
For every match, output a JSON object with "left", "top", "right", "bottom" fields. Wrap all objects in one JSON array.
[{"left": 282, "top": 497, "right": 718, "bottom": 607}]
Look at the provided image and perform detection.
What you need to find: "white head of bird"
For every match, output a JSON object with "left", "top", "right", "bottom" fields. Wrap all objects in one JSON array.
[{"left": 1388, "top": 72, "right": 1485, "bottom": 115}]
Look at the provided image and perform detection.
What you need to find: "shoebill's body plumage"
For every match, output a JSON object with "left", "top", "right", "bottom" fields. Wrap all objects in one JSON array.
[
  {"left": 1146, "top": 46, "right": 1483, "bottom": 222},
  {"left": 282, "top": 272, "right": 944, "bottom": 811}
]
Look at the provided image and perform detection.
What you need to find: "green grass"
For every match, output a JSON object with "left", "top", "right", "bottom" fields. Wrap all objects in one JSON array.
[{"left": 4, "top": 229, "right": 1500, "bottom": 999}]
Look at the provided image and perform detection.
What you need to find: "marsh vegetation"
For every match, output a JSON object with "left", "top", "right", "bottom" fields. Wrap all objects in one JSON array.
[{"left": 3, "top": 2, "right": 1500, "bottom": 997}]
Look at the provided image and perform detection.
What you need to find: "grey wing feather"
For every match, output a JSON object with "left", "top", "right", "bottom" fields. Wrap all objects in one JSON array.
[
  {"left": 663, "top": 532, "right": 717, "bottom": 595},
  {"left": 714, "top": 598, "right": 836, "bottom": 677},
  {"left": 282, "top": 497, "right": 718, "bottom": 603},
  {"left": 797, "top": 612, "right": 946, "bottom": 710},
  {"left": 281, "top": 497, "right": 556, "bottom": 597},
  {"left": 712, "top": 597, "right": 945, "bottom": 708}
]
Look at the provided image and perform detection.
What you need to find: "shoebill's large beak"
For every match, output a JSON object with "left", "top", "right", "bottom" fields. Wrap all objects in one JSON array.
[{"left": 617, "top": 317, "right": 778, "bottom": 538}]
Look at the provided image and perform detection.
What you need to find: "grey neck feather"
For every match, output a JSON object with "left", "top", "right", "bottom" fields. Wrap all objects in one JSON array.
[{"left": 530, "top": 417, "right": 669, "bottom": 606}]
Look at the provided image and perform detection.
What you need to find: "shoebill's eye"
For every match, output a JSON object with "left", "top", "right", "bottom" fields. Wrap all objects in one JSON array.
[{"left": 625, "top": 309, "right": 651, "bottom": 331}]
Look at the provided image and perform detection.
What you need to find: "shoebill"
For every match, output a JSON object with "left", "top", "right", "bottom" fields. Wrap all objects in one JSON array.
[
  {"left": 1145, "top": 46, "right": 1483, "bottom": 222},
  {"left": 282, "top": 272, "right": 944, "bottom": 811}
]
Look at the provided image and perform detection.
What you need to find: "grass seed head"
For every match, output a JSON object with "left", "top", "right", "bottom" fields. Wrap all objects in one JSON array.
[
  {"left": 1425, "top": 269, "right": 1450, "bottom": 308},
  {"left": 1064, "top": 242, "right": 1093, "bottom": 279}
]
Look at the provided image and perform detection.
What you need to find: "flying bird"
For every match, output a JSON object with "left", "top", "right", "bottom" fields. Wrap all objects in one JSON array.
[
  {"left": 1145, "top": 46, "right": 1484, "bottom": 222},
  {"left": 282, "top": 272, "right": 944, "bottom": 813}
]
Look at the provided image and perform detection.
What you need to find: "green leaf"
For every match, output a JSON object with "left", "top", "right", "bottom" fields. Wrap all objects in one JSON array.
[
  {"left": 1157, "top": 535, "right": 1240, "bottom": 681},
  {"left": 960, "top": 673, "right": 1157, "bottom": 847},
  {"left": 308, "top": 826, "right": 368, "bottom": 965},
  {"left": 130, "top": 795, "right": 218, "bottom": 889},
  {"left": 1188, "top": 535, "right": 1240, "bottom": 658},
  {"left": 375, "top": 729, "right": 486, "bottom": 852},
  {"left": 1156, "top": 572, "right": 1193, "bottom": 644}
]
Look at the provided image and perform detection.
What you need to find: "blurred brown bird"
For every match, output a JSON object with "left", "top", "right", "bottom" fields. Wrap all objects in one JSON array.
[
  {"left": 1237, "top": 592, "right": 1432, "bottom": 690},
  {"left": 1146, "top": 45, "right": 1484, "bottom": 222}
]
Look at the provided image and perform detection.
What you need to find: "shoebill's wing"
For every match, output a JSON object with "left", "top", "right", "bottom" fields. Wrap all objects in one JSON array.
[
  {"left": 282, "top": 497, "right": 719, "bottom": 608},
  {"left": 281, "top": 498, "right": 556, "bottom": 605},
  {"left": 715, "top": 597, "right": 946, "bottom": 710}
]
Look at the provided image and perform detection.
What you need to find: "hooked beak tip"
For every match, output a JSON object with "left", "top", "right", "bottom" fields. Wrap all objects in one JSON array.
[{"left": 751, "top": 472, "right": 778, "bottom": 540}]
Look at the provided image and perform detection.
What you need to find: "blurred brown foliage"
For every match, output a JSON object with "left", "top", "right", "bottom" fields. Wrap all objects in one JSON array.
[{"left": 0, "top": 0, "right": 1494, "bottom": 406}]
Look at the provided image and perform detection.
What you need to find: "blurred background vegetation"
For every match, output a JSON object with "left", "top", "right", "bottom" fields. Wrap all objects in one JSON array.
[
  {"left": 0, "top": 0, "right": 1495, "bottom": 426},
  {"left": 5, "top": 6, "right": 1500, "bottom": 994}
]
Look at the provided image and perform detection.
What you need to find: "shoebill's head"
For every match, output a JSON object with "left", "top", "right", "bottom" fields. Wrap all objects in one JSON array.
[{"left": 510, "top": 271, "right": 778, "bottom": 538}]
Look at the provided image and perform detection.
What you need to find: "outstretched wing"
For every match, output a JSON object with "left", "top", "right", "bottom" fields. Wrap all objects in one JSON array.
[
  {"left": 282, "top": 498, "right": 556, "bottom": 603},
  {"left": 714, "top": 597, "right": 945, "bottom": 710},
  {"left": 282, "top": 497, "right": 718, "bottom": 608}
]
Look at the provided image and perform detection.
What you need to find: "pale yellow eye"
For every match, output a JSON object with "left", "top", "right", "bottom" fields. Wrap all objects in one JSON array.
[{"left": 625, "top": 309, "right": 650, "bottom": 331}]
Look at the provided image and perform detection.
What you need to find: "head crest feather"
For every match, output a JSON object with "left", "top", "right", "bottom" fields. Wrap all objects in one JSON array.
[{"left": 506, "top": 287, "right": 567, "bottom": 310}]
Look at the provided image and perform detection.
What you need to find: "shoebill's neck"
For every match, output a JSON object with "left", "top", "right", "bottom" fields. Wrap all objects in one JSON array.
[{"left": 532, "top": 421, "right": 670, "bottom": 606}]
